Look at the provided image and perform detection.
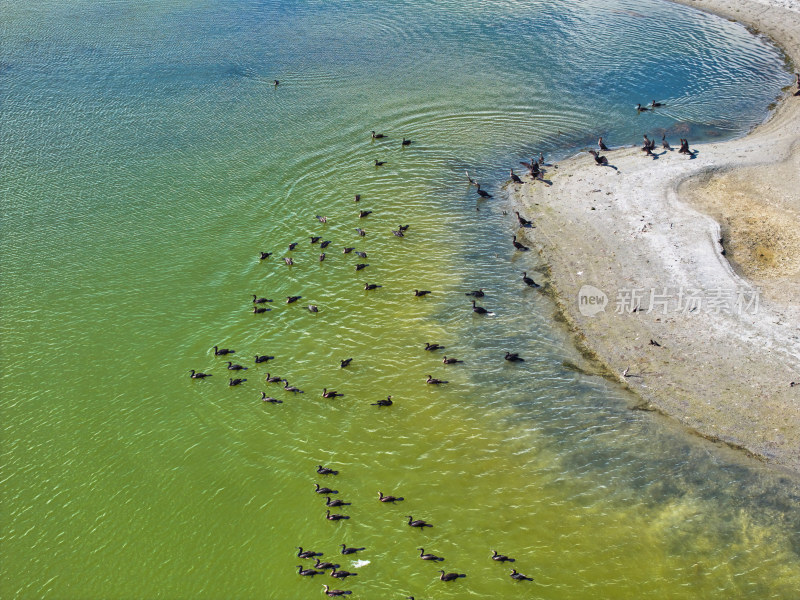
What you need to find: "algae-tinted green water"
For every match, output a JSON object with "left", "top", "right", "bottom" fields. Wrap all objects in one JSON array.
[{"left": 2, "top": 0, "right": 799, "bottom": 598}]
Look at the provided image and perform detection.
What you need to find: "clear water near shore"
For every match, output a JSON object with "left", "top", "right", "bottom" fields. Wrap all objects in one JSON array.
[{"left": 2, "top": 0, "right": 799, "bottom": 598}]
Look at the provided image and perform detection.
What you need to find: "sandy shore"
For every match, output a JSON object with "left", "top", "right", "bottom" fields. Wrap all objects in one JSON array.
[{"left": 512, "top": 0, "right": 800, "bottom": 472}]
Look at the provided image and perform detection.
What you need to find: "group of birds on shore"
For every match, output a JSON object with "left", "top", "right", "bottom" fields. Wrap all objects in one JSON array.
[{"left": 588, "top": 129, "right": 695, "bottom": 166}]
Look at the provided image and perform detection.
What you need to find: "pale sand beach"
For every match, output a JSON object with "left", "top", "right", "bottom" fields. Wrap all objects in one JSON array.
[{"left": 513, "top": 0, "right": 800, "bottom": 471}]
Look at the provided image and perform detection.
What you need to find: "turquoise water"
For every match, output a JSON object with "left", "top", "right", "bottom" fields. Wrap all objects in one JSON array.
[{"left": 2, "top": 0, "right": 799, "bottom": 598}]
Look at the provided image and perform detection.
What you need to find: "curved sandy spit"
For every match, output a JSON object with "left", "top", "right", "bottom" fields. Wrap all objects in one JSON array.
[{"left": 512, "top": 0, "right": 800, "bottom": 472}]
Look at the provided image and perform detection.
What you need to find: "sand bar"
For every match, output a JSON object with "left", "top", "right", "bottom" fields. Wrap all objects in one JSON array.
[{"left": 512, "top": 0, "right": 800, "bottom": 472}]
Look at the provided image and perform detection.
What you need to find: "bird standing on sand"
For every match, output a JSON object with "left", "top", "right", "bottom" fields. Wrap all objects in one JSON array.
[
  {"left": 588, "top": 149, "right": 608, "bottom": 166},
  {"left": 510, "top": 169, "right": 523, "bottom": 184},
  {"left": 598, "top": 137, "right": 609, "bottom": 151}
]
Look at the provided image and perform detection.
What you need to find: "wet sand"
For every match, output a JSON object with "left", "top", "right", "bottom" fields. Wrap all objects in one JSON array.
[{"left": 512, "top": 0, "right": 800, "bottom": 472}]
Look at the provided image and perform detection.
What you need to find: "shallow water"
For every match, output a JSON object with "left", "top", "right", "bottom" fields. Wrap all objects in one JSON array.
[{"left": 2, "top": 0, "right": 799, "bottom": 598}]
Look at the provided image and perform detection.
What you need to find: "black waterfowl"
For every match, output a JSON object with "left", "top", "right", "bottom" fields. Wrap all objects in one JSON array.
[
  {"left": 214, "top": 346, "right": 235, "bottom": 356},
  {"left": 322, "top": 388, "right": 344, "bottom": 398},
  {"left": 406, "top": 516, "right": 433, "bottom": 528},
  {"left": 402, "top": 137, "right": 412, "bottom": 146},
  {"left": 343, "top": 247, "right": 355, "bottom": 254},
  {"left": 471, "top": 300, "right": 488, "bottom": 314},
  {"left": 326, "top": 510, "right": 349, "bottom": 521},
  {"left": 229, "top": 378, "right": 247, "bottom": 386},
  {"left": 315, "top": 483, "right": 338, "bottom": 494},
  {"left": 522, "top": 272, "right": 540, "bottom": 287},
  {"left": 253, "top": 306, "right": 270, "bottom": 314},
  {"left": 510, "top": 169, "right": 523, "bottom": 184},
  {"left": 425, "top": 343, "right": 445, "bottom": 351},
  {"left": 189, "top": 369, "right": 211, "bottom": 379},
  {"left": 398, "top": 224, "right": 410, "bottom": 232},
  {"left": 330, "top": 568, "right": 356, "bottom": 578},
  {"left": 311, "top": 236, "right": 321, "bottom": 244},
  {"left": 284, "top": 257, "right": 294, "bottom": 266},
  {"left": 255, "top": 355, "right": 274, "bottom": 363},
  {"left": 465, "top": 289, "right": 485, "bottom": 298},
  {"left": 319, "top": 254, "right": 326, "bottom": 262},
  {"left": 315, "top": 559, "right": 340, "bottom": 571},
  {"left": 414, "top": 289, "right": 431, "bottom": 296},
  {"left": 322, "top": 584, "right": 351, "bottom": 597},
  {"left": 439, "top": 570, "right": 466, "bottom": 581},
  {"left": 392, "top": 229, "right": 405, "bottom": 237},
  {"left": 356, "top": 228, "right": 367, "bottom": 237},
  {"left": 374, "top": 159, "right": 386, "bottom": 166},
  {"left": 274, "top": 80, "right": 279, "bottom": 86},
  {"left": 650, "top": 99, "right": 665, "bottom": 107},
  {"left": 476, "top": 184, "right": 492, "bottom": 198},
  {"left": 650, "top": 339, "right": 661, "bottom": 347},
  {"left": 325, "top": 497, "right": 350, "bottom": 507},
  {"left": 288, "top": 242, "right": 298, "bottom": 251},
  {"left": 354, "top": 194, "right": 361, "bottom": 202},
  {"left": 259, "top": 252, "right": 272, "bottom": 260},
  {"left": 662, "top": 134, "right": 671, "bottom": 150},
  {"left": 371, "top": 396, "right": 393, "bottom": 406},
  {"left": 354, "top": 251, "right": 367, "bottom": 258},
  {"left": 636, "top": 103, "right": 650, "bottom": 112},
  {"left": 297, "top": 566, "right": 324, "bottom": 577},
  {"left": 287, "top": 295, "right": 302, "bottom": 303},
  {"left": 371, "top": 130, "right": 386, "bottom": 139},
  {"left": 283, "top": 380, "right": 304, "bottom": 393},
  {"left": 588, "top": 149, "right": 608, "bottom": 165},
  {"left": 364, "top": 283, "right": 382, "bottom": 290},
  {"left": 419, "top": 548, "right": 444, "bottom": 561},
  {"left": 510, "top": 569, "right": 533, "bottom": 581},
  {"left": 491, "top": 550, "right": 515, "bottom": 562},
  {"left": 265, "top": 373, "right": 282, "bottom": 383},
  {"left": 260, "top": 392, "right": 282, "bottom": 403},
  {"left": 339, "top": 544, "right": 365, "bottom": 555},
  {"left": 426, "top": 375, "right": 448, "bottom": 384},
  {"left": 227, "top": 362, "right": 247, "bottom": 371},
  {"left": 359, "top": 210, "right": 372, "bottom": 218},
  {"left": 504, "top": 352, "right": 525, "bottom": 362},
  {"left": 442, "top": 356, "right": 463, "bottom": 364},
  {"left": 512, "top": 235, "right": 530, "bottom": 251},
  {"left": 515, "top": 211, "right": 532, "bottom": 227},
  {"left": 643, "top": 134, "right": 655, "bottom": 150},
  {"left": 253, "top": 295, "right": 272, "bottom": 304},
  {"left": 378, "top": 491, "right": 404, "bottom": 502},
  {"left": 297, "top": 547, "right": 323, "bottom": 559},
  {"left": 355, "top": 263, "right": 369, "bottom": 271},
  {"left": 308, "top": 305, "right": 319, "bottom": 312},
  {"left": 466, "top": 170, "right": 478, "bottom": 186},
  {"left": 340, "top": 358, "right": 353, "bottom": 368},
  {"left": 598, "top": 136, "right": 609, "bottom": 151},
  {"left": 316, "top": 215, "right": 328, "bottom": 223},
  {"left": 317, "top": 465, "right": 338, "bottom": 475},
  {"left": 320, "top": 240, "right": 331, "bottom": 249}
]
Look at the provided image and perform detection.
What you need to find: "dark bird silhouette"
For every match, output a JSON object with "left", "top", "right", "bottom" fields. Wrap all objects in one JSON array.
[
  {"left": 471, "top": 300, "right": 489, "bottom": 314},
  {"left": 340, "top": 358, "right": 353, "bottom": 368},
  {"left": 308, "top": 305, "right": 319, "bottom": 313},
  {"left": 392, "top": 229, "right": 405, "bottom": 237},
  {"left": 288, "top": 242, "right": 298, "bottom": 251},
  {"left": 354, "top": 251, "right": 367, "bottom": 258},
  {"left": 662, "top": 134, "right": 671, "bottom": 150},
  {"left": 425, "top": 343, "right": 445, "bottom": 351},
  {"left": 414, "top": 289, "right": 431, "bottom": 296},
  {"left": 442, "top": 356, "right": 463, "bottom": 364},
  {"left": 359, "top": 210, "right": 372, "bottom": 218},
  {"left": 287, "top": 295, "right": 302, "bottom": 303},
  {"left": 476, "top": 184, "right": 492, "bottom": 198},
  {"left": 330, "top": 568, "right": 357, "bottom": 578},
  {"left": 253, "top": 306, "right": 270, "bottom": 314},
  {"left": 265, "top": 373, "right": 282, "bottom": 383},
  {"left": 364, "top": 283, "right": 382, "bottom": 290},
  {"left": 322, "top": 584, "right": 351, "bottom": 597},
  {"left": 317, "top": 465, "right": 338, "bottom": 475},
  {"left": 354, "top": 194, "right": 361, "bottom": 202},
  {"left": 342, "top": 247, "right": 355, "bottom": 254},
  {"left": 402, "top": 137, "right": 412, "bottom": 146},
  {"left": 214, "top": 346, "right": 235, "bottom": 356},
  {"left": 355, "top": 263, "right": 369, "bottom": 271},
  {"left": 636, "top": 103, "right": 650, "bottom": 112},
  {"left": 339, "top": 544, "right": 365, "bottom": 555},
  {"left": 260, "top": 392, "right": 282, "bottom": 403},
  {"left": 319, "top": 254, "right": 326, "bottom": 262},
  {"left": 311, "top": 236, "right": 321, "bottom": 244},
  {"left": 189, "top": 369, "right": 211, "bottom": 379},
  {"left": 510, "top": 169, "right": 523, "bottom": 184},
  {"left": 522, "top": 271, "right": 540, "bottom": 287},
  {"left": 466, "top": 170, "right": 478, "bottom": 186},
  {"left": 229, "top": 378, "right": 247, "bottom": 386},
  {"left": 297, "top": 547, "right": 323, "bottom": 559},
  {"left": 512, "top": 235, "right": 529, "bottom": 251},
  {"left": 227, "top": 362, "right": 247, "bottom": 371},
  {"left": 283, "top": 380, "right": 304, "bottom": 393},
  {"left": 650, "top": 99, "right": 665, "bottom": 108},
  {"left": 588, "top": 149, "right": 608, "bottom": 165},
  {"left": 419, "top": 548, "right": 444, "bottom": 561},
  {"left": 465, "top": 289, "right": 485, "bottom": 298},
  {"left": 491, "top": 550, "right": 515, "bottom": 562},
  {"left": 510, "top": 569, "right": 533, "bottom": 581},
  {"left": 325, "top": 510, "right": 349, "bottom": 521},
  {"left": 371, "top": 396, "right": 393, "bottom": 407},
  {"left": 598, "top": 137, "right": 609, "bottom": 151},
  {"left": 322, "top": 388, "right": 344, "bottom": 398},
  {"left": 356, "top": 228, "right": 367, "bottom": 237},
  {"left": 398, "top": 224, "right": 410, "bottom": 232},
  {"left": 315, "top": 559, "right": 340, "bottom": 571},
  {"left": 320, "top": 240, "right": 331, "bottom": 249},
  {"left": 297, "top": 565, "right": 324, "bottom": 577},
  {"left": 643, "top": 134, "right": 655, "bottom": 150},
  {"left": 515, "top": 211, "right": 533, "bottom": 227},
  {"left": 374, "top": 159, "right": 386, "bottom": 167},
  {"left": 371, "top": 130, "right": 386, "bottom": 139},
  {"left": 504, "top": 352, "right": 525, "bottom": 362},
  {"left": 259, "top": 252, "right": 272, "bottom": 260},
  {"left": 378, "top": 491, "right": 404, "bottom": 502},
  {"left": 325, "top": 497, "right": 350, "bottom": 507},
  {"left": 274, "top": 80, "right": 279, "bottom": 86},
  {"left": 650, "top": 339, "right": 661, "bottom": 347},
  {"left": 284, "top": 257, "right": 294, "bottom": 266},
  {"left": 315, "top": 484, "right": 338, "bottom": 494},
  {"left": 406, "top": 516, "right": 433, "bottom": 528},
  {"left": 426, "top": 375, "right": 447, "bottom": 385},
  {"left": 316, "top": 215, "right": 328, "bottom": 223},
  {"left": 255, "top": 355, "right": 274, "bottom": 363},
  {"left": 439, "top": 570, "right": 466, "bottom": 581}
]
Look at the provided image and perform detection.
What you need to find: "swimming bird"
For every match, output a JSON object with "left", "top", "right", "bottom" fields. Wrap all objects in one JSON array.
[
  {"left": 355, "top": 228, "right": 367, "bottom": 237},
  {"left": 510, "top": 569, "right": 533, "bottom": 581},
  {"left": 650, "top": 99, "right": 665, "bottom": 107},
  {"left": 392, "top": 229, "right": 405, "bottom": 237},
  {"left": 326, "top": 510, "right": 349, "bottom": 522},
  {"left": 320, "top": 240, "right": 331, "bottom": 249},
  {"left": 476, "top": 184, "right": 492, "bottom": 198},
  {"left": 378, "top": 491, "right": 404, "bottom": 502},
  {"left": 308, "top": 304, "right": 319, "bottom": 312},
  {"left": 414, "top": 289, "right": 431, "bottom": 296},
  {"left": 259, "top": 252, "right": 272, "bottom": 260},
  {"left": 588, "top": 149, "right": 608, "bottom": 165},
  {"left": 371, "top": 396, "right": 393, "bottom": 406},
  {"left": 425, "top": 343, "right": 445, "bottom": 351},
  {"left": 253, "top": 306, "right": 270, "bottom": 314},
  {"left": 340, "top": 358, "right": 352, "bottom": 368},
  {"left": 265, "top": 373, "right": 282, "bottom": 383},
  {"left": 316, "top": 215, "right": 328, "bottom": 223},
  {"left": 465, "top": 289, "right": 485, "bottom": 298},
  {"left": 317, "top": 465, "right": 338, "bottom": 475},
  {"left": 255, "top": 355, "right": 274, "bottom": 363},
  {"left": 319, "top": 254, "right": 325, "bottom": 262},
  {"left": 364, "top": 283, "right": 382, "bottom": 290},
  {"left": 297, "top": 565, "right": 324, "bottom": 577},
  {"left": 311, "top": 236, "right": 321, "bottom": 244},
  {"left": 371, "top": 130, "right": 386, "bottom": 139},
  {"left": 512, "top": 235, "right": 529, "bottom": 251},
  {"left": 322, "top": 584, "right": 351, "bottom": 597},
  {"left": 315, "top": 483, "right": 338, "bottom": 494},
  {"left": 402, "top": 137, "right": 412, "bottom": 146},
  {"left": 330, "top": 568, "right": 356, "bottom": 578},
  {"left": 229, "top": 378, "right": 247, "bottom": 386},
  {"left": 286, "top": 295, "right": 302, "bottom": 303},
  {"left": 406, "top": 516, "right": 433, "bottom": 528},
  {"left": 260, "top": 392, "right": 282, "bottom": 403},
  {"left": 598, "top": 137, "right": 609, "bottom": 151},
  {"left": 522, "top": 271, "right": 540, "bottom": 287},
  {"left": 374, "top": 159, "right": 386, "bottom": 167},
  {"left": 398, "top": 224, "right": 410, "bottom": 232},
  {"left": 342, "top": 247, "right": 354, "bottom": 254},
  {"left": 253, "top": 295, "right": 271, "bottom": 304},
  {"left": 297, "top": 547, "right": 323, "bottom": 559},
  {"left": 662, "top": 134, "right": 671, "bottom": 150},
  {"left": 353, "top": 194, "right": 361, "bottom": 202},
  {"left": 283, "top": 380, "right": 304, "bottom": 393},
  {"left": 339, "top": 544, "right": 365, "bottom": 555},
  {"left": 510, "top": 169, "right": 523, "bottom": 184},
  {"left": 636, "top": 103, "right": 650, "bottom": 112},
  {"left": 359, "top": 210, "right": 372, "bottom": 218},
  {"left": 466, "top": 170, "right": 478, "bottom": 186},
  {"left": 515, "top": 211, "right": 533, "bottom": 227},
  {"left": 426, "top": 375, "right": 448, "bottom": 384},
  {"left": 419, "top": 548, "right": 444, "bottom": 561},
  {"left": 288, "top": 242, "right": 298, "bottom": 251},
  {"left": 442, "top": 356, "right": 463, "bottom": 364},
  {"left": 354, "top": 251, "right": 367, "bottom": 258},
  {"left": 227, "top": 361, "right": 247, "bottom": 371},
  {"left": 315, "top": 559, "right": 340, "bottom": 571},
  {"left": 491, "top": 550, "right": 515, "bottom": 562},
  {"left": 471, "top": 300, "right": 488, "bottom": 314},
  {"left": 273, "top": 80, "right": 279, "bottom": 86},
  {"left": 325, "top": 497, "right": 350, "bottom": 507},
  {"left": 355, "top": 263, "right": 368, "bottom": 271},
  {"left": 283, "top": 257, "right": 294, "bottom": 266},
  {"left": 322, "top": 388, "right": 344, "bottom": 398},
  {"left": 439, "top": 570, "right": 466, "bottom": 581},
  {"left": 504, "top": 352, "right": 524, "bottom": 362},
  {"left": 189, "top": 369, "right": 212, "bottom": 379},
  {"left": 214, "top": 346, "right": 235, "bottom": 356}
]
